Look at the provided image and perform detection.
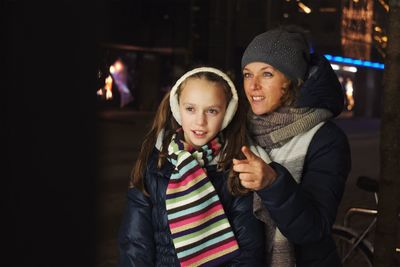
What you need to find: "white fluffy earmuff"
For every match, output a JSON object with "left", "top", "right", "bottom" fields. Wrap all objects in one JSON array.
[{"left": 169, "top": 67, "right": 238, "bottom": 131}]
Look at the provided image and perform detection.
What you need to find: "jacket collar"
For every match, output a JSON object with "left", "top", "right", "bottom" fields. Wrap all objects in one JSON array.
[{"left": 296, "top": 53, "right": 344, "bottom": 117}]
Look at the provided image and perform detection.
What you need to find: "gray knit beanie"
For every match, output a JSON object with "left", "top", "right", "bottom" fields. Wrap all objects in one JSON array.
[{"left": 241, "top": 27, "right": 311, "bottom": 82}]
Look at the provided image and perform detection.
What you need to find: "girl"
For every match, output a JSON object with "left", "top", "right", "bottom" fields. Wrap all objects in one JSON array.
[{"left": 117, "top": 67, "right": 265, "bottom": 266}]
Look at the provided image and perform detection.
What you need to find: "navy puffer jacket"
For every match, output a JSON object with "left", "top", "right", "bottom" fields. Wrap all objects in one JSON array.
[
  {"left": 256, "top": 53, "right": 351, "bottom": 266},
  {"left": 118, "top": 148, "right": 266, "bottom": 266}
]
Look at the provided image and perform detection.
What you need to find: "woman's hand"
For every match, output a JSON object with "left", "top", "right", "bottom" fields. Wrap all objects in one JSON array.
[{"left": 233, "top": 146, "right": 277, "bottom": 190}]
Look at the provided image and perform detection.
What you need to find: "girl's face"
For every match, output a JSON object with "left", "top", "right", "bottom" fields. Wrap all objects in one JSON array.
[
  {"left": 243, "top": 62, "right": 290, "bottom": 115},
  {"left": 179, "top": 78, "right": 227, "bottom": 149}
]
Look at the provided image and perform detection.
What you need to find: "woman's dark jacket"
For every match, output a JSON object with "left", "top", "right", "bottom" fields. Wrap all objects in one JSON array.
[
  {"left": 256, "top": 53, "right": 351, "bottom": 267},
  {"left": 118, "top": 148, "right": 266, "bottom": 266}
]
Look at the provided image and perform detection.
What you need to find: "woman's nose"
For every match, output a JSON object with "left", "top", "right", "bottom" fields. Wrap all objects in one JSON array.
[{"left": 249, "top": 77, "right": 260, "bottom": 91}]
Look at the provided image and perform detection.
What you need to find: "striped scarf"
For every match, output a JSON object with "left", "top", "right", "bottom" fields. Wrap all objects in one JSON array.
[{"left": 166, "top": 131, "right": 240, "bottom": 267}]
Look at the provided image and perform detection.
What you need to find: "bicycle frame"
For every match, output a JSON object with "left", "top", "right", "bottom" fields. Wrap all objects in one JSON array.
[{"left": 336, "top": 177, "right": 400, "bottom": 264}]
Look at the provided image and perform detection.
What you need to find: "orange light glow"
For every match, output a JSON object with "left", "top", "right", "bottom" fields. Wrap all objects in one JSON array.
[
  {"left": 109, "top": 60, "right": 124, "bottom": 74},
  {"left": 105, "top": 75, "right": 113, "bottom": 100},
  {"left": 298, "top": 2, "right": 312, "bottom": 13},
  {"left": 341, "top": 0, "right": 373, "bottom": 60},
  {"left": 345, "top": 79, "right": 355, "bottom": 111}
]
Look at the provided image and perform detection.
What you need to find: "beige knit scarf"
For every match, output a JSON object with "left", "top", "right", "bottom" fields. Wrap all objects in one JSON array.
[
  {"left": 247, "top": 107, "right": 332, "bottom": 152},
  {"left": 247, "top": 107, "right": 332, "bottom": 267}
]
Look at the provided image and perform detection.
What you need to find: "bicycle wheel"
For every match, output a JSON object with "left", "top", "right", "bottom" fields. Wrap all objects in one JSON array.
[{"left": 332, "top": 225, "right": 374, "bottom": 267}]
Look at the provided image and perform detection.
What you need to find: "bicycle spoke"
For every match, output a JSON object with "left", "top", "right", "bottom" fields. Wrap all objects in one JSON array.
[{"left": 333, "top": 226, "right": 373, "bottom": 267}]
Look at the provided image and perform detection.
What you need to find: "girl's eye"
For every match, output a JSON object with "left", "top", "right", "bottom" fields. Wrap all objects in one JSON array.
[
  {"left": 208, "top": 108, "right": 219, "bottom": 115},
  {"left": 185, "top": 106, "right": 194, "bottom": 112}
]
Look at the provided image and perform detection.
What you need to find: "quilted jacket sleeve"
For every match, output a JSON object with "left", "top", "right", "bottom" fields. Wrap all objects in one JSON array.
[
  {"left": 117, "top": 187, "right": 155, "bottom": 266},
  {"left": 227, "top": 192, "right": 266, "bottom": 266},
  {"left": 256, "top": 121, "right": 351, "bottom": 244}
]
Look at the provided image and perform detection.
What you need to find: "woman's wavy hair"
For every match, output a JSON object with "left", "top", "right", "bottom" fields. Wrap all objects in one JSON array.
[
  {"left": 130, "top": 71, "right": 250, "bottom": 196},
  {"left": 280, "top": 78, "right": 303, "bottom": 107}
]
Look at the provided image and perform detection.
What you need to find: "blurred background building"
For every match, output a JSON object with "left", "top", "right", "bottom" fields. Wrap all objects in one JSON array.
[{"left": 96, "top": 0, "right": 389, "bottom": 118}]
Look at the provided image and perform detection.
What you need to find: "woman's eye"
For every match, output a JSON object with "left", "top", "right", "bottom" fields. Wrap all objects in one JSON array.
[
  {"left": 263, "top": 71, "right": 273, "bottom": 77},
  {"left": 243, "top": 72, "right": 252, "bottom": 79},
  {"left": 185, "top": 106, "right": 194, "bottom": 112}
]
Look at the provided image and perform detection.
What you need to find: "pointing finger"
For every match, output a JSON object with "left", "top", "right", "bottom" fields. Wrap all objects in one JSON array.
[
  {"left": 241, "top": 146, "right": 258, "bottom": 161},
  {"left": 233, "top": 158, "right": 249, "bottom": 165},
  {"left": 233, "top": 162, "right": 256, "bottom": 174}
]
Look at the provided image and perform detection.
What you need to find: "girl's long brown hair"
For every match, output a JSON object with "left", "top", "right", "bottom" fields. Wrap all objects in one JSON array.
[{"left": 130, "top": 71, "right": 249, "bottom": 196}]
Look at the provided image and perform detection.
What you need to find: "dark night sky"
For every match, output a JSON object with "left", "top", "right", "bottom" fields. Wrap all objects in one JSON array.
[
  {"left": 4, "top": 1, "right": 102, "bottom": 265},
  {"left": 4, "top": 1, "right": 188, "bottom": 264},
  {"left": 100, "top": 0, "right": 192, "bottom": 48}
]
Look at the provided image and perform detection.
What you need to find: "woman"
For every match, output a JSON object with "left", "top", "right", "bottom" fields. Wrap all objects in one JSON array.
[{"left": 233, "top": 26, "right": 351, "bottom": 266}]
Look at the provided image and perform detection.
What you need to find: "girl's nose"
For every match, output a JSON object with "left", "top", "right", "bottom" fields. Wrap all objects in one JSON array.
[{"left": 195, "top": 112, "right": 206, "bottom": 126}]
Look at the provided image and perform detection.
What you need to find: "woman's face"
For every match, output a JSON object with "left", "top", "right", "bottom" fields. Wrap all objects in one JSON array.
[
  {"left": 243, "top": 62, "right": 290, "bottom": 115},
  {"left": 179, "top": 78, "right": 227, "bottom": 149}
]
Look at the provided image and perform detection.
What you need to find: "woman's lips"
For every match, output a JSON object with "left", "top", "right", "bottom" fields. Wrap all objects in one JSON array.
[{"left": 251, "top": 96, "right": 265, "bottom": 102}]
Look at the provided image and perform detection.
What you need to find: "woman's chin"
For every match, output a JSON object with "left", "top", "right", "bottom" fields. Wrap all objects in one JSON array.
[{"left": 251, "top": 106, "right": 269, "bottom": 116}]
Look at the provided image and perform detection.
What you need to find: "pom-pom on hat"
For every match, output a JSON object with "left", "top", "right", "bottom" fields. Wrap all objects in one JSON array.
[
  {"left": 241, "top": 27, "right": 311, "bottom": 82},
  {"left": 169, "top": 67, "right": 238, "bottom": 131}
]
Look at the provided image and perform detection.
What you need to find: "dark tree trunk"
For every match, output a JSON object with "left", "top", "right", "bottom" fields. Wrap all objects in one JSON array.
[{"left": 374, "top": 1, "right": 400, "bottom": 266}]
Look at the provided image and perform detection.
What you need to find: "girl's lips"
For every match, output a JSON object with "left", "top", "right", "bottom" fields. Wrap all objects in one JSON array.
[{"left": 192, "top": 130, "right": 207, "bottom": 137}]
